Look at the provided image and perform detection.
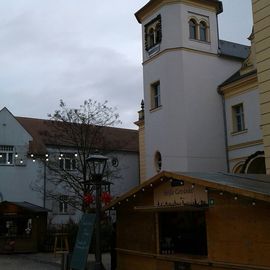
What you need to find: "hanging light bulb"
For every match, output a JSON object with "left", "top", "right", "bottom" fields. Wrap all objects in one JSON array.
[
  {"left": 15, "top": 153, "right": 18, "bottom": 158},
  {"left": 45, "top": 153, "right": 49, "bottom": 157},
  {"left": 30, "top": 154, "right": 34, "bottom": 158},
  {"left": 74, "top": 153, "right": 78, "bottom": 157},
  {"left": 33, "top": 159, "right": 36, "bottom": 163},
  {"left": 20, "top": 159, "right": 23, "bottom": 164}
]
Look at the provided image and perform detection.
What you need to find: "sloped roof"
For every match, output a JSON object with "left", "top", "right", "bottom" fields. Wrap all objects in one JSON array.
[
  {"left": 106, "top": 171, "right": 270, "bottom": 209},
  {"left": 219, "top": 69, "right": 257, "bottom": 89},
  {"left": 0, "top": 201, "right": 49, "bottom": 213},
  {"left": 16, "top": 116, "right": 139, "bottom": 154},
  {"left": 219, "top": 40, "right": 250, "bottom": 60}
]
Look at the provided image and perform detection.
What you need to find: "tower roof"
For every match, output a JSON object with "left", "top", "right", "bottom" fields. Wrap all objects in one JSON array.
[{"left": 135, "top": 0, "right": 223, "bottom": 23}]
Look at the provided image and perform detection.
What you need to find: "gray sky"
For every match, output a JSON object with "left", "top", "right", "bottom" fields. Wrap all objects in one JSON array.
[{"left": 0, "top": 0, "right": 253, "bottom": 129}]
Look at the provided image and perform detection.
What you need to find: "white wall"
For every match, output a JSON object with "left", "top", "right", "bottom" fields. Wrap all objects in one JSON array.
[
  {"left": 140, "top": 1, "right": 242, "bottom": 178},
  {"left": 0, "top": 108, "right": 43, "bottom": 206},
  {"left": 225, "top": 88, "right": 263, "bottom": 171}
]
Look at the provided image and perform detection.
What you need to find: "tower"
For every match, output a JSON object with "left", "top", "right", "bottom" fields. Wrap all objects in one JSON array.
[{"left": 135, "top": 0, "right": 248, "bottom": 181}]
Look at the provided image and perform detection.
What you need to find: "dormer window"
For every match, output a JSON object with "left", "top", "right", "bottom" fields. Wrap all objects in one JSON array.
[{"left": 145, "top": 15, "right": 162, "bottom": 53}]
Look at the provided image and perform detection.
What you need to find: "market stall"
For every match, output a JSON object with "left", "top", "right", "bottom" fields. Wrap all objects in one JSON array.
[{"left": 0, "top": 201, "right": 48, "bottom": 253}]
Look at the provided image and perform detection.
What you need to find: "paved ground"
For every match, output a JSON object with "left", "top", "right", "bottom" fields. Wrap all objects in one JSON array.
[{"left": 0, "top": 253, "right": 111, "bottom": 270}]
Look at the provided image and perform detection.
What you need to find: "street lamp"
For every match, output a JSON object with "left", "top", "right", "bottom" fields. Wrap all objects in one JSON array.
[{"left": 86, "top": 153, "right": 108, "bottom": 270}]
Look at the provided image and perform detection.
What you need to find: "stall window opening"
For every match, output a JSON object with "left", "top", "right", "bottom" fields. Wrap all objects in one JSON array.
[{"left": 159, "top": 211, "right": 208, "bottom": 256}]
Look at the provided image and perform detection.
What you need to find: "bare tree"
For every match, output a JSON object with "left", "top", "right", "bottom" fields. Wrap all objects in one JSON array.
[{"left": 33, "top": 99, "right": 121, "bottom": 212}]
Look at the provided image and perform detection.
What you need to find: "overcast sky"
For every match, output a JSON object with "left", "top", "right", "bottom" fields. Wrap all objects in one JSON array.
[{"left": 0, "top": 0, "right": 253, "bottom": 129}]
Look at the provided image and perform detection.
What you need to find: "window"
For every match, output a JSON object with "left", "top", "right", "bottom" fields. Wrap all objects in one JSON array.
[
  {"left": 151, "top": 81, "right": 161, "bottom": 109},
  {"left": 59, "top": 195, "right": 68, "bottom": 213},
  {"left": 145, "top": 15, "right": 162, "bottom": 51},
  {"left": 199, "top": 21, "right": 207, "bottom": 41},
  {"left": 189, "top": 19, "right": 197, "bottom": 39},
  {"left": 159, "top": 211, "right": 207, "bottom": 256},
  {"left": 59, "top": 155, "right": 77, "bottom": 171},
  {"left": 155, "top": 151, "right": 162, "bottom": 172},
  {"left": 0, "top": 146, "right": 14, "bottom": 165},
  {"left": 232, "top": 103, "right": 245, "bottom": 132},
  {"left": 188, "top": 16, "right": 209, "bottom": 42}
]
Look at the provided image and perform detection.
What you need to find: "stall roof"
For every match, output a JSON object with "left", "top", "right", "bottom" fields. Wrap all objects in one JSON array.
[
  {"left": 106, "top": 171, "right": 270, "bottom": 209},
  {"left": 0, "top": 201, "right": 50, "bottom": 213}
]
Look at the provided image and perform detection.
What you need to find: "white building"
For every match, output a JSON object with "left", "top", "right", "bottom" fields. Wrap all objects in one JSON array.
[
  {"left": 219, "top": 31, "right": 265, "bottom": 173},
  {"left": 135, "top": 0, "right": 250, "bottom": 181},
  {"left": 0, "top": 107, "right": 139, "bottom": 224}
]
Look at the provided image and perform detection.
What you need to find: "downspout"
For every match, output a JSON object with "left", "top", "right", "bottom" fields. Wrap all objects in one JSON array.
[{"left": 218, "top": 88, "right": 230, "bottom": 173}]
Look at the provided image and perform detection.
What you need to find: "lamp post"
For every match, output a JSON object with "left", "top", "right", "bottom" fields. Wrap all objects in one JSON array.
[{"left": 86, "top": 153, "right": 108, "bottom": 270}]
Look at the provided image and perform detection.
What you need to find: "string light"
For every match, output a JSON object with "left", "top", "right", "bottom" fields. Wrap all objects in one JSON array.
[
  {"left": 142, "top": 188, "right": 145, "bottom": 192},
  {"left": 160, "top": 178, "right": 163, "bottom": 182},
  {"left": 252, "top": 201, "right": 256, "bottom": 206},
  {"left": 234, "top": 195, "right": 238, "bottom": 200},
  {"left": 205, "top": 188, "right": 208, "bottom": 193},
  {"left": 150, "top": 183, "right": 153, "bottom": 187},
  {"left": 60, "top": 153, "right": 63, "bottom": 157},
  {"left": 20, "top": 159, "right": 23, "bottom": 164},
  {"left": 15, "top": 153, "right": 18, "bottom": 158},
  {"left": 46, "top": 158, "right": 49, "bottom": 162},
  {"left": 74, "top": 153, "right": 78, "bottom": 157},
  {"left": 33, "top": 159, "right": 36, "bottom": 163},
  {"left": 30, "top": 154, "right": 34, "bottom": 158},
  {"left": 219, "top": 191, "right": 224, "bottom": 196},
  {"left": 126, "top": 198, "right": 129, "bottom": 202},
  {"left": 133, "top": 194, "right": 136, "bottom": 198},
  {"left": 45, "top": 153, "right": 49, "bottom": 157},
  {"left": 191, "top": 183, "right": 195, "bottom": 189}
]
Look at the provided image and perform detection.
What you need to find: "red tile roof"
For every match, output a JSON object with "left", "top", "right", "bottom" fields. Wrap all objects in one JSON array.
[{"left": 16, "top": 116, "right": 139, "bottom": 154}]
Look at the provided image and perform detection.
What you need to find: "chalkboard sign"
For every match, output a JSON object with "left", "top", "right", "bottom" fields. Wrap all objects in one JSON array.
[{"left": 70, "top": 213, "right": 96, "bottom": 270}]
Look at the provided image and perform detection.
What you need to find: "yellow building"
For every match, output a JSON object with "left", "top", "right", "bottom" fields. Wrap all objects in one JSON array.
[{"left": 252, "top": 0, "right": 270, "bottom": 174}]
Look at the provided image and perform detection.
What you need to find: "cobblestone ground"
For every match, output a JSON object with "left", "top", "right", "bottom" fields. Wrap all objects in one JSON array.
[
  {"left": 0, "top": 253, "right": 110, "bottom": 270},
  {"left": 0, "top": 255, "right": 59, "bottom": 270}
]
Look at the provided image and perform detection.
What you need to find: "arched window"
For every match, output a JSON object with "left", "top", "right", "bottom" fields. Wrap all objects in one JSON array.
[
  {"left": 199, "top": 21, "right": 207, "bottom": 41},
  {"left": 155, "top": 22, "right": 162, "bottom": 43},
  {"left": 154, "top": 151, "right": 162, "bottom": 172},
  {"left": 232, "top": 162, "right": 244, "bottom": 173},
  {"left": 148, "top": 27, "right": 155, "bottom": 48},
  {"left": 246, "top": 156, "right": 266, "bottom": 174},
  {"left": 189, "top": 19, "right": 197, "bottom": 39}
]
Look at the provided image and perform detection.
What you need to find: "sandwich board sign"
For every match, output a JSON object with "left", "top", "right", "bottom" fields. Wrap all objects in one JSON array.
[{"left": 70, "top": 213, "right": 96, "bottom": 270}]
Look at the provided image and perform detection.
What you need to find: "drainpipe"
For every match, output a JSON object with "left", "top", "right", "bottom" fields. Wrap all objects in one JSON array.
[{"left": 218, "top": 88, "right": 230, "bottom": 173}]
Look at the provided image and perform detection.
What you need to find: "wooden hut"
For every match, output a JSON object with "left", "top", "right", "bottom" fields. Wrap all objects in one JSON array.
[
  {"left": 0, "top": 201, "right": 48, "bottom": 253},
  {"left": 107, "top": 171, "right": 270, "bottom": 270}
]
